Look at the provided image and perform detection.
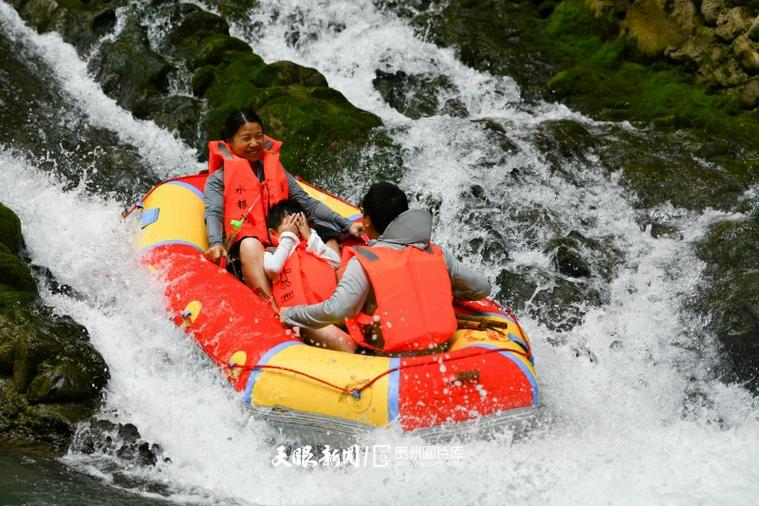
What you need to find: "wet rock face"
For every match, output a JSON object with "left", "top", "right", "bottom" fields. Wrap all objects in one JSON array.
[
  {"left": 372, "top": 70, "right": 468, "bottom": 119},
  {"left": 0, "top": 203, "right": 108, "bottom": 452},
  {"left": 8, "top": 0, "right": 383, "bottom": 178},
  {"left": 71, "top": 419, "right": 164, "bottom": 467},
  {"left": 697, "top": 210, "right": 759, "bottom": 389},
  {"left": 0, "top": 30, "right": 156, "bottom": 200}
]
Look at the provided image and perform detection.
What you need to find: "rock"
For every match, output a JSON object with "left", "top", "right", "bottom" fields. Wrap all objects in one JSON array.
[
  {"left": 545, "top": 237, "right": 593, "bottom": 278},
  {"left": 697, "top": 211, "right": 759, "bottom": 390},
  {"left": 91, "top": 8, "right": 117, "bottom": 36},
  {"left": 716, "top": 7, "right": 751, "bottom": 42},
  {"left": 0, "top": 202, "right": 108, "bottom": 451},
  {"left": 733, "top": 35, "right": 759, "bottom": 74},
  {"left": 666, "top": 26, "right": 719, "bottom": 71},
  {"left": 372, "top": 70, "right": 459, "bottom": 119},
  {"left": 0, "top": 307, "right": 109, "bottom": 451},
  {"left": 712, "top": 57, "right": 751, "bottom": 86},
  {"left": 701, "top": 0, "right": 726, "bottom": 26},
  {"left": 72, "top": 419, "right": 163, "bottom": 466},
  {"left": 533, "top": 119, "right": 598, "bottom": 174},
  {"left": 133, "top": 95, "right": 206, "bottom": 149},
  {"left": 531, "top": 277, "right": 603, "bottom": 332},
  {"left": 749, "top": 15, "right": 759, "bottom": 41},
  {"left": 0, "top": 251, "right": 37, "bottom": 296},
  {"left": 495, "top": 269, "right": 537, "bottom": 313},
  {"left": 619, "top": 153, "right": 747, "bottom": 211},
  {"left": 0, "top": 202, "right": 22, "bottom": 254},
  {"left": 725, "top": 76, "right": 759, "bottom": 107},
  {"left": 89, "top": 18, "right": 173, "bottom": 111},
  {"left": 20, "top": 0, "right": 58, "bottom": 32}
]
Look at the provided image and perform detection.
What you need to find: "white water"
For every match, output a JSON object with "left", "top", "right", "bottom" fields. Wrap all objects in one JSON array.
[{"left": 2, "top": 0, "right": 759, "bottom": 504}]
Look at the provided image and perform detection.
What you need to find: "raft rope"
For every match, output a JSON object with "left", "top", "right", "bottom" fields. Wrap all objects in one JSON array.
[{"left": 232, "top": 337, "right": 532, "bottom": 399}]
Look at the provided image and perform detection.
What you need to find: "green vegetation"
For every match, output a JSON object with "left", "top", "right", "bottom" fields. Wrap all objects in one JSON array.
[{"left": 538, "top": 0, "right": 759, "bottom": 149}]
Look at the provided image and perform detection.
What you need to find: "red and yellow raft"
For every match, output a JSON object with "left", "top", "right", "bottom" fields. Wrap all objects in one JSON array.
[{"left": 132, "top": 172, "right": 538, "bottom": 442}]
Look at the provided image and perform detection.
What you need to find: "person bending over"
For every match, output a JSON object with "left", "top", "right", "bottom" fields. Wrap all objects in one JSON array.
[
  {"left": 280, "top": 182, "right": 491, "bottom": 354},
  {"left": 203, "top": 109, "right": 364, "bottom": 299},
  {"left": 264, "top": 201, "right": 355, "bottom": 353}
]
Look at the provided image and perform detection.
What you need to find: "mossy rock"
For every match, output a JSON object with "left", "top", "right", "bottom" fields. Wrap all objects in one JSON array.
[
  {"left": 0, "top": 253, "right": 36, "bottom": 295},
  {"left": 0, "top": 202, "right": 22, "bottom": 254},
  {"left": 0, "top": 307, "right": 108, "bottom": 451},
  {"left": 406, "top": 0, "right": 558, "bottom": 96},
  {"left": 133, "top": 95, "right": 206, "bottom": 149},
  {"left": 372, "top": 70, "right": 462, "bottom": 119},
  {"left": 89, "top": 18, "right": 173, "bottom": 111},
  {"left": 697, "top": 211, "right": 759, "bottom": 389},
  {"left": 201, "top": 56, "right": 382, "bottom": 176},
  {"left": 192, "top": 33, "right": 251, "bottom": 67},
  {"left": 619, "top": 155, "right": 747, "bottom": 211}
]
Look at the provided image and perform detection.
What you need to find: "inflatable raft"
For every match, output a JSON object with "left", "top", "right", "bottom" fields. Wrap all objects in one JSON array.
[{"left": 131, "top": 172, "right": 538, "bottom": 443}]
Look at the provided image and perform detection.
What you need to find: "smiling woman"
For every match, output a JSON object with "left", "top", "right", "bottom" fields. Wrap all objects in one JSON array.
[{"left": 202, "top": 108, "right": 365, "bottom": 299}]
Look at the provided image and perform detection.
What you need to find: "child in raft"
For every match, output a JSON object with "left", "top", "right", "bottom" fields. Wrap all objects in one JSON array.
[{"left": 264, "top": 201, "right": 356, "bottom": 353}]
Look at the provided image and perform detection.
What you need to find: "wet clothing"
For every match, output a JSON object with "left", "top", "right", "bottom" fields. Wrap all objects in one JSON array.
[
  {"left": 204, "top": 163, "right": 352, "bottom": 248},
  {"left": 281, "top": 209, "right": 491, "bottom": 331}
]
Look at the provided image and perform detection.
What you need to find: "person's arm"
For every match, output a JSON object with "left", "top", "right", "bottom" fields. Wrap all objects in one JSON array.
[
  {"left": 281, "top": 258, "right": 369, "bottom": 328},
  {"left": 262, "top": 232, "right": 299, "bottom": 275},
  {"left": 442, "top": 248, "right": 491, "bottom": 301},
  {"left": 285, "top": 172, "right": 352, "bottom": 236},
  {"left": 204, "top": 170, "right": 225, "bottom": 247},
  {"left": 305, "top": 229, "right": 341, "bottom": 268}
]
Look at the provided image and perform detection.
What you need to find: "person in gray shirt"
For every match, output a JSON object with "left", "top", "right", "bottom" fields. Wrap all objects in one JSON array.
[
  {"left": 280, "top": 182, "right": 490, "bottom": 352},
  {"left": 204, "top": 109, "right": 364, "bottom": 298}
]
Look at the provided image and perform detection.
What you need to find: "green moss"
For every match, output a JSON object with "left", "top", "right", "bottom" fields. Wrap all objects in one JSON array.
[
  {"left": 201, "top": 53, "right": 381, "bottom": 175},
  {"left": 0, "top": 203, "right": 22, "bottom": 254},
  {"left": 193, "top": 34, "right": 250, "bottom": 67},
  {"left": 536, "top": 1, "right": 759, "bottom": 150},
  {"left": 0, "top": 253, "right": 36, "bottom": 295}
]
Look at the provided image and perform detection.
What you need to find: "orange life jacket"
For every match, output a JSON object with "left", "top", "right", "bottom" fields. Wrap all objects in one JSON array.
[
  {"left": 271, "top": 242, "right": 338, "bottom": 307},
  {"left": 207, "top": 138, "right": 288, "bottom": 244},
  {"left": 345, "top": 244, "right": 457, "bottom": 352}
]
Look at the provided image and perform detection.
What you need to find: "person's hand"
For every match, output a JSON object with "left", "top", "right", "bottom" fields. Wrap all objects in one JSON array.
[
  {"left": 205, "top": 244, "right": 227, "bottom": 265},
  {"left": 295, "top": 213, "right": 311, "bottom": 240},
  {"left": 278, "top": 306, "right": 292, "bottom": 323},
  {"left": 281, "top": 213, "right": 299, "bottom": 235},
  {"left": 348, "top": 221, "right": 364, "bottom": 239}
]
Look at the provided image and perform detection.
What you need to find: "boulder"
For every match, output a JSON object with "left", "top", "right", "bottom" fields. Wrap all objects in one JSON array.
[
  {"left": 372, "top": 70, "right": 462, "bottom": 119},
  {"left": 733, "top": 34, "right": 759, "bottom": 73},
  {"left": 0, "top": 203, "right": 108, "bottom": 451},
  {"left": 0, "top": 202, "right": 22, "bottom": 254},
  {"left": 748, "top": 15, "right": 759, "bottom": 41},
  {"left": 724, "top": 76, "right": 759, "bottom": 106},
  {"left": 89, "top": 18, "right": 173, "bottom": 111},
  {"left": 701, "top": 0, "right": 726, "bottom": 26},
  {"left": 20, "top": 0, "right": 58, "bottom": 32},
  {"left": 697, "top": 211, "right": 759, "bottom": 390},
  {"left": 715, "top": 7, "right": 752, "bottom": 42}
]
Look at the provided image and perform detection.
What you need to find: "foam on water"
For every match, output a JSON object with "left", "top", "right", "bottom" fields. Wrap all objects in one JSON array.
[{"left": 1, "top": 0, "right": 759, "bottom": 503}]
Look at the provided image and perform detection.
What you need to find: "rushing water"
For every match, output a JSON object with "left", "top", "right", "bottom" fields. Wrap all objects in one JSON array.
[{"left": 1, "top": 0, "right": 759, "bottom": 504}]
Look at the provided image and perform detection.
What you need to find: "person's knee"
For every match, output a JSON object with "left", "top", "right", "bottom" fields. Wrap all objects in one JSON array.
[{"left": 238, "top": 237, "right": 264, "bottom": 261}]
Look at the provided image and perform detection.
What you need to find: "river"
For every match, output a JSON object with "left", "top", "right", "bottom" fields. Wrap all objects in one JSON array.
[{"left": 1, "top": 0, "right": 758, "bottom": 504}]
